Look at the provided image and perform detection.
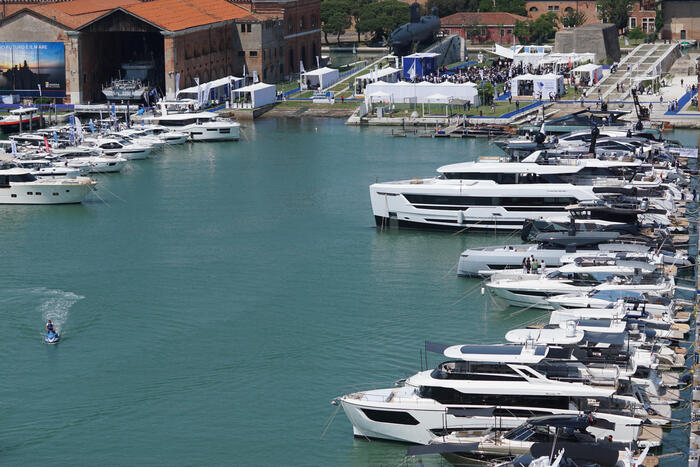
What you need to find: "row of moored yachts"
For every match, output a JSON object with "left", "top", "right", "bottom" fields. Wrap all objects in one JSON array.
[
  {"left": 0, "top": 108, "right": 239, "bottom": 205},
  {"left": 335, "top": 125, "right": 695, "bottom": 466}
]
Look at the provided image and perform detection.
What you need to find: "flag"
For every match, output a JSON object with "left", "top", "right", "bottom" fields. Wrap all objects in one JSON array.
[
  {"left": 89, "top": 119, "right": 95, "bottom": 134},
  {"left": 37, "top": 84, "right": 42, "bottom": 97},
  {"left": 408, "top": 61, "right": 416, "bottom": 81},
  {"left": 624, "top": 37, "right": 629, "bottom": 46},
  {"left": 316, "top": 55, "right": 320, "bottom": 69},
  {"left": 10, "top": 139, "right": 16, "bottom": 156},
  {"left": 75, "top": 116, "right": 83, "bottom": 141},
  {"left": 175, "top": 72, "right": 181, "bottom": 95},
  {"left": 568, "top": 56, "right": 572, "bottom": 69},
  {"left": 479, "top": 69, "right": 484, "bottom": 80},
  {"left": 52, "top": 131, "right": 58, "bottom": 145},
  {"left": 43, "top": 136, "right": 50, "bottom": 153},
  {"left": 110, "top": 103, "right": 116, "bottom": 119},
  {"left": 253, "top": 70, "right": 259, "bottom": 83},
  {"left": 69, "top": 114, "right": 75, "bottom": 127},
  {"left": 594, "top": 72, "right": 598, "bottom": 84},
  {"left": 243, "top": 64, "right": 247, "bottom": 78},
  {"left": 195, "top": 76, "right": 201, "bottom": 107},
  {"left": 69, "top": 127, "right": 75, "bottom": 145},
  {"left": 299, "top": 60, "right": 306, "bottom": 74}
]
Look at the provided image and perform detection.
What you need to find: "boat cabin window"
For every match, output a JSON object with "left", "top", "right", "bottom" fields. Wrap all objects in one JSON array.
[
  {"left": 418, "top": 386, "right": 570, "bottom": 409},
  {"left": 404, "top": 194, "right": 578, "bottom": 208},
  {"left": 8, "top": 173, "right": 36, "bottom": 182},
  {"left": 431, "top": 361, "right": 526, "bottom": 381}
]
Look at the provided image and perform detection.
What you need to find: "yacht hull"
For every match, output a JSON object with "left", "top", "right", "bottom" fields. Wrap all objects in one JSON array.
[
  {"left": 0, "top": 179, "right": 94, "bottom": 204},
  {"left": 340, "top": 398, "right": 643, "bottom": 446}
]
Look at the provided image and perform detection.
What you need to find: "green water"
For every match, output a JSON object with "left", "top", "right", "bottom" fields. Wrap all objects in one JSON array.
[{"left": 1, "top": 120, "right": 697, "bottom": 466}]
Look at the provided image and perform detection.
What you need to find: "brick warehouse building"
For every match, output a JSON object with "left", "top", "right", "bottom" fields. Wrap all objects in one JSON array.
[
  {"left": 525, "top": 0, "right": 656, "bottom": 32},
  {"left": 0, "top": 0, "right": 320, "bottom": 102},
  {"left": 440, "top": 12, "right": 527, "bottom": 44},
  {"left": 233, "top": 0, "right": 321, "bottom": 75}
]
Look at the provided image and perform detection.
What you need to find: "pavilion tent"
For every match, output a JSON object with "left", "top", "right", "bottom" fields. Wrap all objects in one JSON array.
[
  {"left": 510, "top": 73, "right": 564, "bottom": 98},
  {"left": 372, "top": 66, "right": 401, "bottom": 83},
  {"left": 573, "top": 63, "right": 603, "bottom": 86},
  {"left": 232, "top": 82, "right": 276, "bottom": 109},
  {"left": 363, "top": 81, "right": 479, "bottom": 105},
  {"left": 176, "top": 75, "right": 244, "bottom": 102},
  {"left": 302, "top": 67, "right": 340, "bottom": 90}
]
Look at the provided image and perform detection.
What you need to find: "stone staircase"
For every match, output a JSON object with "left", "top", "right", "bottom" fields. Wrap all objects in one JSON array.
[{"left": 587, "top": 42, "right": 680, "bottom": 102}]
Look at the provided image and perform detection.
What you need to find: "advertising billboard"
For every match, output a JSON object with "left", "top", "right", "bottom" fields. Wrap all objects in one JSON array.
[{"left": 0, "top": 42, "right": 65, "bottom": 97}]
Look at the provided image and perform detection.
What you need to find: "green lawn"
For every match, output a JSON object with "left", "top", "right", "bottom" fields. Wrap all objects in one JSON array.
[
  {"left": 274, "top": 101, "right": 360, "bottom": 110},
  {"left": 385, "top": 101, "right": 523, "bottom": 118},
  {"left": 619, "top": 36, "right": 647, "bottom": 49},
  {"left": 276, "top": 82, "right": 299, "bottom": 93}
]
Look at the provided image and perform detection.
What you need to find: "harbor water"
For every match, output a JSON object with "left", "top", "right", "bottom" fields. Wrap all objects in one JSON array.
[{"left": 1, "top": 119, "right": 697, "bottom": 466}]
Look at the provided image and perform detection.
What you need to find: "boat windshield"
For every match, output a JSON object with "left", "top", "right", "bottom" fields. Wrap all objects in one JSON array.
[{"left": 504, "top": 423, "right": 553, "bottom": 442}]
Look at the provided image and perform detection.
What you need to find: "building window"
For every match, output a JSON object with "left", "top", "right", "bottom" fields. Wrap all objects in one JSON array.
[
  {"left": 500, "top": 28, "right": 504, "bottom": 37},
  {"left": 629, "top": 17, "right": 637, "bottom": 28},
  {"left": 247, "top": 24, "right": 251, "bottom": 33},
  {"left": 288, "top": 18, "right": 294, "bottom": 33},
  {"left": 300, "top": 16, "right": 305, "bottom": 31},
  {"left": 241, "top": 24, "right": 245, "bottom": 32},
  {"left": 529, "top": 6, "right": 538, "bottom": 12},
  {"left": 642, "top": 17, "right": 654, "bottom": 33},
  {"left": 311, "top": 14, "right": 316, "bottom": 28},
  {"left": 681, "top": 29, "right": 687, "bottom": 40},
  {"left": 250, "top": 51, "right": 258, "bottom": 57},
  {"left": 238, "top": 51, "right": 245, "bottom": 56},
  {"left": 547, "top": 5, "right": 559, "bottom": 11}
]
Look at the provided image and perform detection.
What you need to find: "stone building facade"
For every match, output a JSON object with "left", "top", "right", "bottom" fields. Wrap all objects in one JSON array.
[
  {"left": 234, "top": 0, "right": 321, "bottom": 74},
  {"left": 440, "top": 11, "right": 527, "bottom": 44},
  {"left": 526, "top": 0, "right": 656, "bottom": 32},
  {"left": 662, "top": 1, "right": 700, "bottom": 40}
]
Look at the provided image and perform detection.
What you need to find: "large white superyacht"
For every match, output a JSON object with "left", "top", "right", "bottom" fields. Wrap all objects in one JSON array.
[{"left": 369, "top": 158, "right": 671, "bottom": 232}]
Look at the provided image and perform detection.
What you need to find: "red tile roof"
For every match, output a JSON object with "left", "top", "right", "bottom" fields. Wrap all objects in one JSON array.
[
  {"left": 7, "top": 0, "right": 251, "bottom": 32},
  {"left": 124, "top": 0, "right": 251, "bottom": 31},
  {"left": 440, "top": 12, "right": 528, "bottom": 27}
]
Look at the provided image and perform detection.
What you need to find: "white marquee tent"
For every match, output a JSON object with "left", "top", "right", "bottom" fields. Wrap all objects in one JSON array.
[
  {"left": 572, "top": 63, "right": 603, "bottom": 85},
  {"left": 177, "top": 75, "right": 245, "bottom": 102},
  {"left": 363, "top": 81, "right": 479, "bottom": 105},
  {"left": 302, "top": 67, "right": 340, "bottom": 90},
  {"left": 232, "top": 82, "right": 276, "bottom": 109},
  {"left": 510, "top": 73, "right": 565, "bottom": 98}
]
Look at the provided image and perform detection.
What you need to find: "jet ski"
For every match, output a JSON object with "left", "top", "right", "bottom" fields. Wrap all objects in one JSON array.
[{"left": 44, "top": 331, "right": 60, "bottom": 344}]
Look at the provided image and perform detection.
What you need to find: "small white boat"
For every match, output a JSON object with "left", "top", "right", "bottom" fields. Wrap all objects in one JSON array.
[
  {"left": 0, "top": 107, "right": 42, "bottom": 133},
  {"left": 144, "top": 111, "right": 240, "bottom": 142}
]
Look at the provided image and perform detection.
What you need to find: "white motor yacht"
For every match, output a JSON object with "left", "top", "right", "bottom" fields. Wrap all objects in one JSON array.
[
  {"left": 81, "top": 137, "right": 152, "bottom": 160},
  {"left": 0, "top": 168, "right": 95, "bottom": 204},
  {"left": 486, "top": 265, "right": 674, "bottom": 310},
  {"left": 13, "top": 159, "right": 85, "bottom": 179},
  {"left": 143, "top": 111, "right": 240, "bottom": 142},
  {"left": 337, "top": 344, "right": 655, "bottom": 446}
]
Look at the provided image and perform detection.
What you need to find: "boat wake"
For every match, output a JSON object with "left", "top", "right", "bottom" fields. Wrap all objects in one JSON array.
[{"left": 35, "top": 288, "right": 84, "bottom": 332}]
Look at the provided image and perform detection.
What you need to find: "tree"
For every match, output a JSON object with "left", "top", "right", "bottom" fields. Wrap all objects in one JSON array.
[
  {"left": 321, "top": 0, "right": 351, "bottom": 44},
  {"left": 356, "top": 0, "right": 410, "bottom": 43},
  {"left": 627, "top": 26, "right": 645, "bottom": 40},
  {"left": 514, "top": 12, "right": 558, "bottom": 44},
  {"left": 425, "top": 0, "right": 525, "bottom": 17},
  {"left": 596, "top": 0, "right": 633, "bottom": 32},
  {"left": 561, "top": 9, "right": 586, "bottom": 28},
  {"left": 349, "top": 0, "right": 372, "bottom": 42}
]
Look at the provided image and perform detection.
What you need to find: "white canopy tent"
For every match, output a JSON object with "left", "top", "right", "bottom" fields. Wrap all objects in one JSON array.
[
  {"left": 573, "top": 63, "right": 603, "bottom": 86},
  {"left": 372, "top": 66, "right": 401, "bottom": 83},
  {"left": 301, "top": 67, "right": 340, "bottom": 90},
  {"left": 231, "top": 82, "right": 276, "bottom": 109},
  {"left": 363, "top": 81, "right": 479, "bottom": 105},
  {"left": 176, "top": 76, "right": 244, "bottom": 102},
  {"left": 510, "top": 73, "right": 565, "bottom": 98}
]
